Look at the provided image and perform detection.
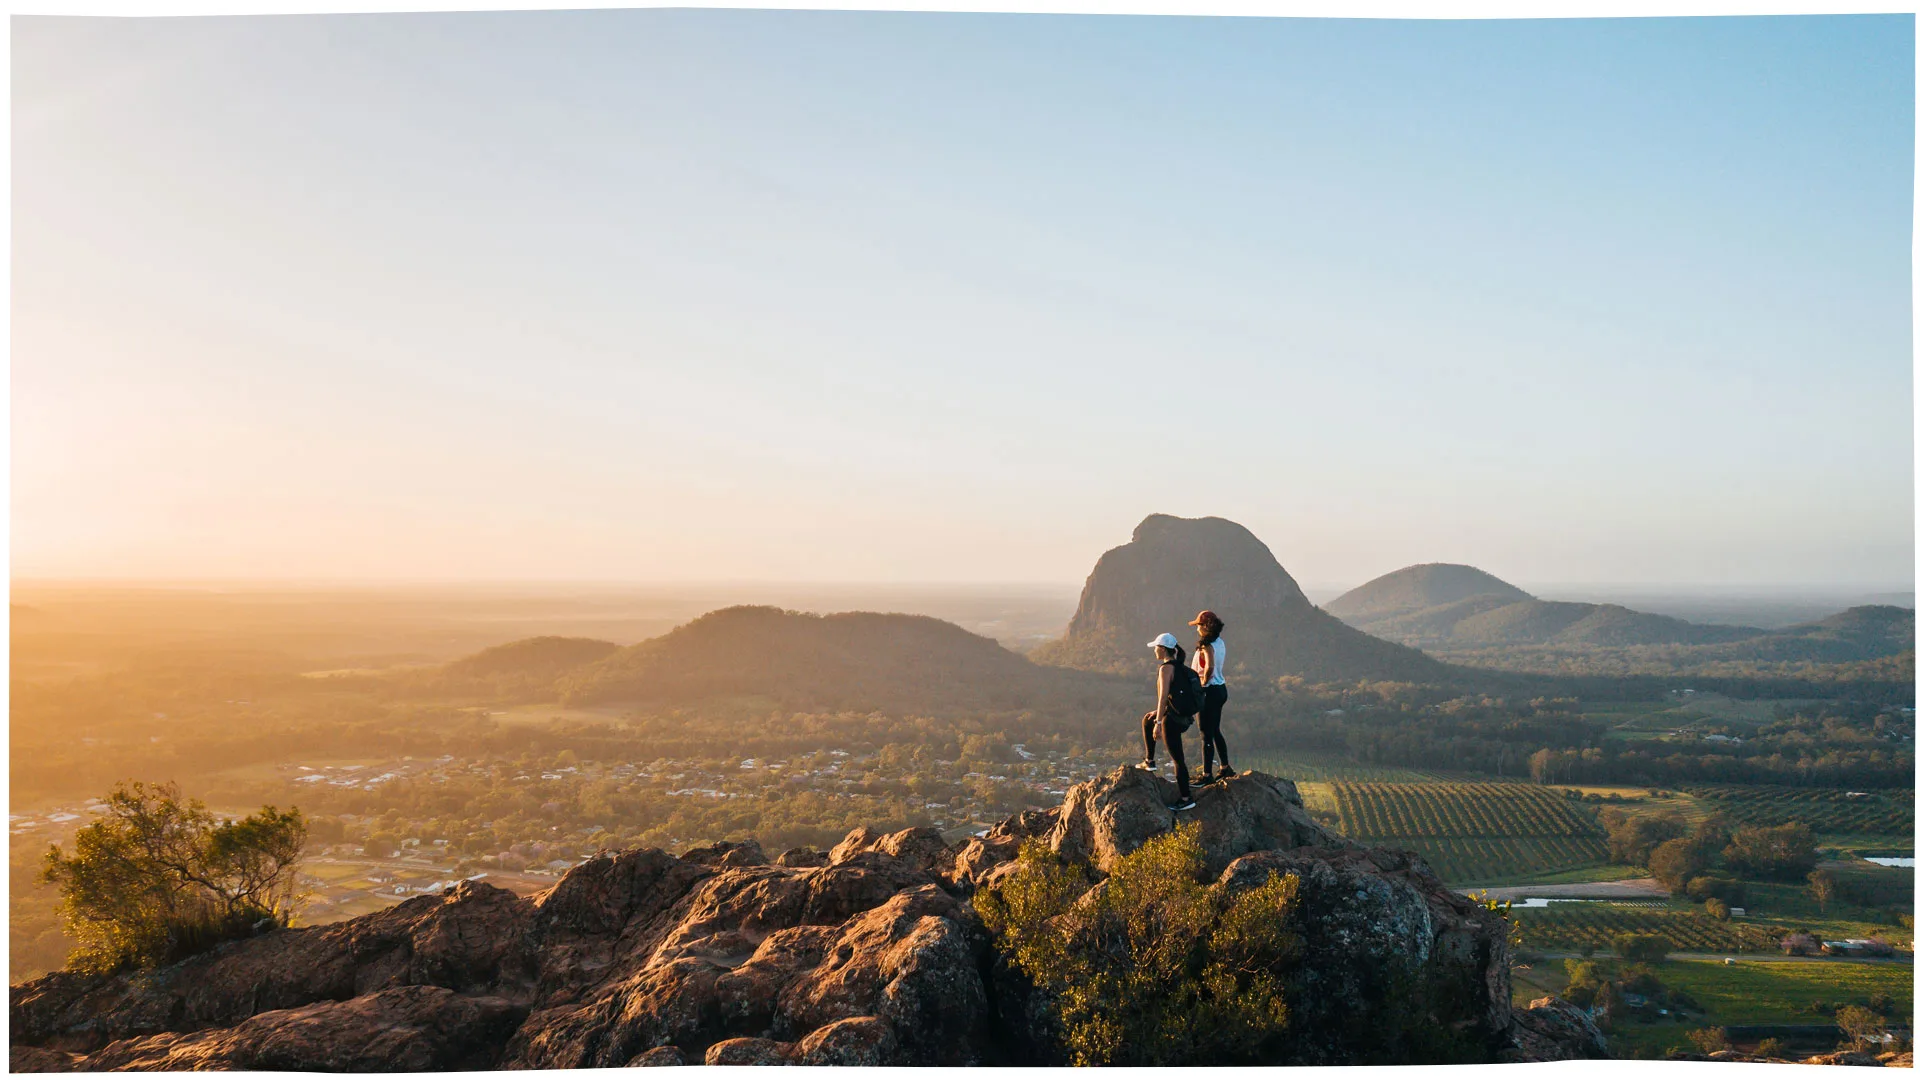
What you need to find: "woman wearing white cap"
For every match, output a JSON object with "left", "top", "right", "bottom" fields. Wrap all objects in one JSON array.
[{"left": 1137, "top": 632, "right": 1200, "bottom": 811}]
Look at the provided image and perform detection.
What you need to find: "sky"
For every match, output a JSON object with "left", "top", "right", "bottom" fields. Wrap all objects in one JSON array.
[{"left": 12, "top": 12, "right": 1915, "bottom": 589}]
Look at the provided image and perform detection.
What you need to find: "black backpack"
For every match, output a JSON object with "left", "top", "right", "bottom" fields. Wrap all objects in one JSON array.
[{"left": 1165, "top": 661, "right": 1204, "bottom": 720}]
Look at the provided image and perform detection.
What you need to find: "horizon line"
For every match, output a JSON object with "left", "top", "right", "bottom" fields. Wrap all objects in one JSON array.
[{"left": 10, "top": 575, "right": 1915, "bottom": 596}]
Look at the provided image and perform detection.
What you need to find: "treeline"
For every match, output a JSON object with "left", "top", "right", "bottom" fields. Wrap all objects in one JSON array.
[{"left": 1221, "top": 682, "right": 1912, "bottom": 789}]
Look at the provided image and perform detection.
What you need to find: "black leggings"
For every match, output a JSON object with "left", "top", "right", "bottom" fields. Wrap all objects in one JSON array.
[
  {"left": 1141, "top": 712, "right": 1191, "bottom": 800},
  {"left": 1198, "top": 684, "right": 1231, "bottom": 774}
]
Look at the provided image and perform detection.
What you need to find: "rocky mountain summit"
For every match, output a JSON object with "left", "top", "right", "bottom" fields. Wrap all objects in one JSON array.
[
  {"left": 1032, "top": 514, "right": 1453, "bottom": 681},
  {"left": 12, "top": 770, "right": 1603, "bottom": 1070}
]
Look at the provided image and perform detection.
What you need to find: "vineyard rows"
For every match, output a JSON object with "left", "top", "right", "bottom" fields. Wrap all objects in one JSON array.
[
  {"left": 1376, "top": 836, "right": 1610, "bottom": 884},
  {"left": 1331, "top": 782, "right": 1605, "bottom": 840},
  {"left": 1514, "top": 906, "right": 1779, "bottom": 953},
  {"left": 1238, "top": 755, "right": 1456, "bottom": 784},
  {"left": 1682, "top": 785, "right": 1913, "bottom": 835}
]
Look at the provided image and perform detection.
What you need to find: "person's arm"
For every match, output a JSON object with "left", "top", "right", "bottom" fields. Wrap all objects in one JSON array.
[
  {"left": 1195, "top": 643, "right": 1213, "bottom": 684},
  {"left": 1153, "top": 664, "right": 1173, "bottom": 731}
]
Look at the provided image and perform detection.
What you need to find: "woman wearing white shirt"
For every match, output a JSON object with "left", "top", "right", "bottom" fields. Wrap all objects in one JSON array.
[{"left": 1188, "top": 609, "right": 1234, "bottom": 784}]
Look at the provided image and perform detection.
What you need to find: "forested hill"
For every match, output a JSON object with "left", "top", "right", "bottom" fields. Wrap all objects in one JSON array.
[
  {"left": 549, "top": 605, "right": 1134, "bottom": 718},
  {"left": 1698, "top": 605, "right": 1915, "bottom": 664},
  {"left": 1329, "top": 562, "right": 1914, "bottom": 662},
  {"left": 1325, "top": 563, "right": 1533, "bottom": 622}
]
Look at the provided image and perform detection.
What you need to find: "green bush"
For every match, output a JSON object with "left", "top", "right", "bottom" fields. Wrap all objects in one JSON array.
[
  {"left": 1610, "top": 932, "right": 1674, "bottom": 961},
  {"left": 974, "top": 825, "right": 1297, "bottom": 1065},
  {"left": 1686, "top": 1027, "right": 1731, "bottom": 1055},
  {"left": 1835, "top": 1005, "right": 1887, "bottom": 1051},
  {"left": 1685, "top": 875, "right": 1745, "bottom": 905}
]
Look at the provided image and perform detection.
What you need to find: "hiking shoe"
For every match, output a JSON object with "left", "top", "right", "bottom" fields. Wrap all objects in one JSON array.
[
  {"left": 1168, "top": 798, "right": 1197, "bottom": 812},
  {"left": 1195, "top": 772, "right": 1217, "bottom": 786},
  {"left": 1218, "top": 767, "right": 1237, "bottom": 779},
  {"left": 1135, "top": 758, "right": 1156, "bottom": 770}
]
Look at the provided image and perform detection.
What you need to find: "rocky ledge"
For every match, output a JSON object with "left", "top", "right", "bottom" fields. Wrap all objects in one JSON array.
[{"left": 11, "top": 768, "right": 1604, "bottom": 1070}]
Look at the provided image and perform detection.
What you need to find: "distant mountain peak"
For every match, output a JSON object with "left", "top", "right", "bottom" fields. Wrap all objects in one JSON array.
[
  {"left": 1326, "top": 564, "right": 1533, "bottom": 622},
  {"left": 1032, "top": 514, "right": 1450, "bottom": 681}
]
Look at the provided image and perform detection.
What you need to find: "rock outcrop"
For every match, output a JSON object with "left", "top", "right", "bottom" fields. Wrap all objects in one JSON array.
[
  {"left": 1031, "top": 514, "right": 1455, "bottom": 681},
  {"left": 11, "top": 771, "right": 1602, "bottom": 1070}
]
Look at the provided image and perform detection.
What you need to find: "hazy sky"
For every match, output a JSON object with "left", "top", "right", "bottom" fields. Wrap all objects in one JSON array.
[{"left": 13, "top": 12, "right": 1914, "bottom": 589}]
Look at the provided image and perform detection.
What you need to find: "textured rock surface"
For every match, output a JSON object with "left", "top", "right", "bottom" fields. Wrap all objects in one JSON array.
[
  {"left": 1046, "top": 767, "right": 1346, "bottom": 874},
  {"left": 1030, "top": 513, "right": 1451, "bottom": 681},
  {"left": 1506, "top": 997, "right": 1611, "bottom": 1063},
  {"left": 10, "top": 769, "right": 1601, "bottom": 1070}
]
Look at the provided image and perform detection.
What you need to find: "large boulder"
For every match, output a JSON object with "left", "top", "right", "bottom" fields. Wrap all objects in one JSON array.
[
  {"left": 1213, "top": 845, "right": 1515, "bottom": 1063},
  {"left": 1044, "top": 767, "right": 1348, "bottom": 875},
  {"left": 77, "top": 986, "right": 525, "bottom": 1072},
  {"left": 1505, "top": 997, "right": 1610, "bottom": 1063},
  {"left": 11, "top": 879, "right": 537, "bottom": 1056}
]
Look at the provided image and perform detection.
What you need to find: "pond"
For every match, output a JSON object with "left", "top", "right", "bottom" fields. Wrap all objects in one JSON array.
[{"left": 1863, "top": 856, "right": 1914, "bottom": 868}]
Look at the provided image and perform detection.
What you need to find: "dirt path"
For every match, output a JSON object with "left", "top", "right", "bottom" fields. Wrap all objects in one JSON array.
[{"left": 1478, "top": 877, "right": 1669, "bottom": 900}]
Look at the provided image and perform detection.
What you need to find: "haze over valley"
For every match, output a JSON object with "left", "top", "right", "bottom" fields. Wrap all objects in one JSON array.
[{"left": 11, "top": 10, "right": 1914, "bottom": 1068}]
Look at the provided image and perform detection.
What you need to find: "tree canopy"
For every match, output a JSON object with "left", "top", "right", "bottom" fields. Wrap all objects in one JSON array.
[{"left": 42, "top": 781, "right": 308, "bottom": 973}]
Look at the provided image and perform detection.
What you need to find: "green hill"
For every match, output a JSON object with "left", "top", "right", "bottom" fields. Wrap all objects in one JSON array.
[
  {"left": 1448, "top": 600, "right": 1760, "bottom": 647},
  {"left": 1695, "top": 605, "right": 1915, "bottom": 663},
  {"left": 408, "top": 635, "right": 621, "bottom": 701},
  {"left": 556, "top": 605, "right": 1131, "bottom": 717},
  {"left": 1325, "top": 563, "right": 1532, "bottom": 623}
]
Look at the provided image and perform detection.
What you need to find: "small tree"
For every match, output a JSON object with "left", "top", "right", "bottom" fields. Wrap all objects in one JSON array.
[
  {"left": 42, "top": 781, "right": 308, "bottom": 973},
  {"left": 1704, "top": 898, "right": 1730, "bottom": 921},
  {"left": 1835, "top": 1005, "right": 1886, "bottom": 1051},
  {"left": 1686, "top": 1027, "right": 1731, "bottom": 1055},
  {"left": 1806, "top": 869, "right": 1837, "bottom": 912},
  {"left": 1722, "top": 823, "right": 1818, "bottom": 880},
  {"left": 1754, "top": 1037, "right": 1788, "bottom": 1058},
  {"left": 1611, "top": 933, "right": 1674, "bottom": 962},
  {"left": 1649, "top": 839, "right": 1710, "bottom": 891}
]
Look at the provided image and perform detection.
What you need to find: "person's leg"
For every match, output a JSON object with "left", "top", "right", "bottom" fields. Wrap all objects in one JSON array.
[
  {"left": 1139, "top": 711, "right": 1157, "bottom": 767},
  {"left": 1210, "top": 686, "right": 1233, "bottom": 774},
  {"left": 1198, "top": 688, "right": 1224, "bottom": 776},
  {"left": 1164, "top": 724, "right": 1190, "bottom": 802}
]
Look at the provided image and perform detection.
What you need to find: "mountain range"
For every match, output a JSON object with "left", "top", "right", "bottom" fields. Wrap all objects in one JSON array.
[
  {"left": 403, "top": 520, "right": 1910, "bottom": 714},
  {"left": 1327, "top": 563, "right": 1914, "bottom": 661}
]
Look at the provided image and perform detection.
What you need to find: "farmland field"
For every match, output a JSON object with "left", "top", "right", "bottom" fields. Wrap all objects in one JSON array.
[
  {"left": 1513, "top": 904, "right": 1781, "bottom": 953},
  {"left": 1683, "top": 784, "right": 1913, "bottom": 836},
  {"left": 1387, "top": 837, "right": 1613, "bottom": 884},
  {"left": 1516, "top": 956, "right": 1916, "bottom": 1059},
  {"left": 1332, "top": 782, "right": 1605, "bottom": 840},
  {"left": 1327, "top": 781, "right": 1610, "bottom": 883},
  {"left": 1239, "top": 754, "right": 1460, "bottom": 784}
]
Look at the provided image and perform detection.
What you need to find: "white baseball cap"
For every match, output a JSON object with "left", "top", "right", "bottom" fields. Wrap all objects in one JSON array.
[{"left": 1148, "top": 632, "right": 1179, "bottom": 650}]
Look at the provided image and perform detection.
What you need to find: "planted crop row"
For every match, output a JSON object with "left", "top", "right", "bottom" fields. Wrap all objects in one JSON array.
[
  {"left": 1514, "top": 906, "right": 1779, "bottom": 953},
  {"left": 1238, "top": 755, "right": 1453, "bottom": 784},
  {"left": 1684, "top": 785, "right": 1914, "bottom": 835},
  {"left": 1372, "top": 836, "right": 1609, "bottom": 884},
  {"left": 1332, "top": 782, "right": 1605, "bottom": 840}
]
